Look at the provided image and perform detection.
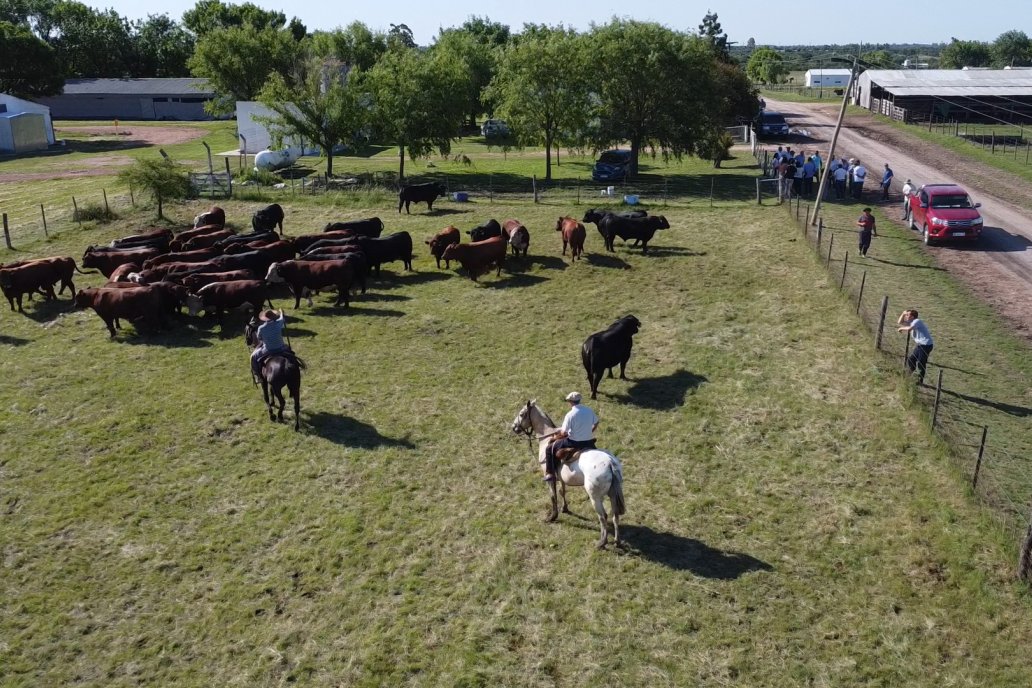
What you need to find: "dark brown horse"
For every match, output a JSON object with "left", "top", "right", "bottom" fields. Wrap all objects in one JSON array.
[{"left": 244, "top": 319, "right": 304, "bottom": 431}]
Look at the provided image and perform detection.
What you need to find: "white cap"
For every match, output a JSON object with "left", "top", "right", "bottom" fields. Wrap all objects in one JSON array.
[{"left": 565, "top": 392, "right": 582, "bottom": 403}]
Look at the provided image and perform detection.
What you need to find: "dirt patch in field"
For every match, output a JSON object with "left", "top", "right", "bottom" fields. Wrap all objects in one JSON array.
[{"left": 55, "top": 126, "right": 207, "bottom": 146}]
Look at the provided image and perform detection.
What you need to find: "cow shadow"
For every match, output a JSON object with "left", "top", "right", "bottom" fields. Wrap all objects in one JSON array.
[
  {"left": 373, "top": 271, "right": 452, "bottom": 288},
  {"left": 585, "top": 253, "right": 631, "bottom": 269},
  {"left": 505, "top": 255, "right": 566, "bottom": 273},
  {"left": 308, "top": 304, "right": 405, "bottom": 318},
  {"left": 620, "top": 525, "right": 773, "bottom": 579},
  {"left": 634, "top": 246, "right": 707, "bottom": 257},
  {"left": 0, "top": 334, "right": 30, "bottom": 346},
  {"left": 354, "top": 292, "right": 410, "bottom": 303},
  {"left": 609, "top": 369, "right": 708, "bottom": 410},
  {"left": 307, "top": 411, "right": 417, "bottom": 449},
  {"left": 425, "top": 208, "right": 474, "bottom": 217},
  {"left": 481, "top": 272, "right": 550, "bottom": 289},
  {"left": 122, "top": 326, "right": 214, "bottom": 348}
]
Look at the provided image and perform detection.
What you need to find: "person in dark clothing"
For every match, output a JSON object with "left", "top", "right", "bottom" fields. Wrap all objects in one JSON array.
[{"left": 856, "top": 207, "right": 877, "bottom": 257}]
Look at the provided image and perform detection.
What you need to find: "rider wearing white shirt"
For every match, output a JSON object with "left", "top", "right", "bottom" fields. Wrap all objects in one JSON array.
[{"left": 544, "top": 392, "right": 599, "bottom": 481}]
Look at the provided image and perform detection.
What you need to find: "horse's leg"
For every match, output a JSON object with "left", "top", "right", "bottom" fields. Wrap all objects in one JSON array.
[
  {"left": 261, "top": 379, "right": 275, "bottom": 422},
  {"left": 291, "top": 376, "right": 301, "bottom": 432},
  {"left": 274, "top": 384, "right": 286, "bottom": 422},
  {"left": 560, "top": 480, "right": 571, "bottom": 514},
  {"left": 590, "top": 490, "right": 609, "bottom": 549},
  {"left": 619, "top": 357, "right": 629, "bottom": 380},
  {"left": 544, "top": 477, "right": 558, "bottom": 523}
]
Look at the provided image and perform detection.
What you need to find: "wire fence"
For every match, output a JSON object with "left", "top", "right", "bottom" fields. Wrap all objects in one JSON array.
[
  {"left": 761, "top": 144, "right": 1032, "bottom": 579},
  {"left": 926, "top": 115, "right": 1032, "bottom": 166}
]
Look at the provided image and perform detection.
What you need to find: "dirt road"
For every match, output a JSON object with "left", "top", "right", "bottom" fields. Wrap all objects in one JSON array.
[{"left": 766, "top": 98, "right": 1032, "bottom": 339}]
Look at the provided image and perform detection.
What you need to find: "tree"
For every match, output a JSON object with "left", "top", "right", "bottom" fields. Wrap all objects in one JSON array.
[
  {"left": 189, "top": 24, "right": 303, "bottom": 114},
  {"left": 938, "top": 38, "right": 992, "bottom": 69},
  {"left": 588, "top": 20, "right": 718, "bottom": 175},
  {"left": 47, "top": 1, "right": 134, "bottom": 77},
  {"left": 257, "top": 61, "right": 367, "bottom": 177},
  {"left": 118, "top": 156, "right": 191, "bottom": 219},
  {"left": 695, "top": 128, "right": 734, "bottom": 168},
  {"left": 310, "top": 22, "right": 386, "bottom": 71},
  {"left": 365, "top": 48, "right": 468, "bottom": 179},
  {"left": 433, "top": 27, "right": 498, "bottom": 127},
  {"left": 712, "top": 60, "right": 759, "bottom": 124},
  {"left": 460, "top": 15, "right": 510, "bottom": 47},
  {"left": 864, "top": 49, "right": 896, "bottom": 69},
  {"left": 486, "top": 27, "right": 589, "bottom": 180},
  {"left": 182, "top": 0, "right": 286, "bottom": 36},
  {"left": 746, "top": 37, "right": 755, "bottom": 49},
  {"left": 697, "top": 10, "right": 730, "bottom": 62},
  {"left": 133, "top": 14, "right": 194, "bottom": 77},
  {"left": 746, "top": 47, "right": 787, "bottom": 84},
  {"left": 992, "top": 30, "right": 1031, "bottom": 67},
  {"left": 387, "top": 22, "right": 416, "bottom": 50},
  {"left": 0, "top": 20, "right": 63, "bottom": 96}
]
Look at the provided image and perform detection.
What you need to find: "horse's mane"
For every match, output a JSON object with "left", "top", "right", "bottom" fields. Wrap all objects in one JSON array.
[{"left": 532, "top": 402, "right": 557, "bottom": 430}]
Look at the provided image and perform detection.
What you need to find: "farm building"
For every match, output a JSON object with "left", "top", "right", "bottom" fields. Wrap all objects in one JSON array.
[
  {"left": 854, "top": 69, "right": 1032, "bottom": 123},
  {"left": 36, "top": 78, "right": 216, "bottom": 121},
  {"left": 0, "top": 93, "right": 56, "bottom": 153},
  {"left": 804, "top": 69, "right": 851, "bottom": 88},
  {"left": 235, "top": 101, "right": 321, "bottom": 155}
]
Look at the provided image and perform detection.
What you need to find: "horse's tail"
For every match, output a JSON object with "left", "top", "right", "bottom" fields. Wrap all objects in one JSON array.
[
  {"left": 293, "top": 355, "right": 307, "bottom": 371},
  {"left": 609, "top": 460, "right": 626, "bottom": 516}
]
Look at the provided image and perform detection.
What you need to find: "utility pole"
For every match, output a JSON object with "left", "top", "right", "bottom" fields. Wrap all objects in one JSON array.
[{"left": 810, "top": 43, "right": 862, "bottom": 226}]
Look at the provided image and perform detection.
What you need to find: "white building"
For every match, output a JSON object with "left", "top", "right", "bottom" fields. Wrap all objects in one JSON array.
[
  {"left": 804, "top": 69, "right": 852, "bottom": 88},
  {"left": 235, "top": 101, "right": 307, "bottom": 154},
  {"left": 0, "top": 93, "right": 55, "bottom": 154}
]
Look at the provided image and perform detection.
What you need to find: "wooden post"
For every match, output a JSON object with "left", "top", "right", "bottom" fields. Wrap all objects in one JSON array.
[
  {"left": 129, "top": 184, "right": 135, "bottom": 207},
  {"left": 875, "top": 295, "right": 889, "bottom": 350},
  {"left": 840, "top": 251, "right": 848, "bottom": 288},
  {"left": 533, "top": 175, "right": 538, "bottom": 204},
  {"left": 225, "top": 157, "right": 232, "bottom": 197},
  {"left": 1019, "top": 505, "right": 1032, "bottom": 583},
  {"left": 755, "top": 178, "right": 761, "bottom": 205},
  {"left": 1026, "top": 142, "right": 1030, "bottom": 165},
  {"left": 826, "top": 233, "right": 834, "bottom": 267},
  {"left": 816, "top": 218, "right": 823, "bottom": 248},
  {"left": 72, "top": 197, "right": 81, "bottom": 226},
  {"left": 40, "top": 204, "right": 47, "bottom": 237},
  {"left": 856, "top": 270, "right": 867, "bottom": 313},
  {"left": 103, "top": 189, "right": 109, "bottom": 214},
  {"left": 904, "top": 333, "right": 911, "bottom": 367},
  {"left": 709, "top": 177, "right": 714, "bottom": 207},
  {"left": 931, "top": 369, "right": 944, "bottom": 429},
  {"left": 991, "top": 131, "right": 996, "bottom": 154},
  {"left": 2, "top": 213, "right": 11, "bottom": 249},
  {"left": 972, "top": 426, "right": 988, "bottom": 489}
]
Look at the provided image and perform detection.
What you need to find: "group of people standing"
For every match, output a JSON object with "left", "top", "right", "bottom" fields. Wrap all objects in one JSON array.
[{"left": 773, "top": 147, "right": 823, "bottom": 203}]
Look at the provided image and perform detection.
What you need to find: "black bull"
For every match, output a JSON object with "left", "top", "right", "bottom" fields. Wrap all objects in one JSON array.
[{"left": 581, "top": 315, "right": 641, "bottom": 399}]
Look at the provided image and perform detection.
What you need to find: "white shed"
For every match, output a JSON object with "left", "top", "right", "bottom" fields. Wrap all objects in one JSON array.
[
  {"left": 804, "top": 69, "right": 852, "bottom": 88},
  {"left": 0, "top": 93, "right": 55, "bottom": 153},
  {"left": 235, "top": 101, "right": 307, "bottom": 154}
]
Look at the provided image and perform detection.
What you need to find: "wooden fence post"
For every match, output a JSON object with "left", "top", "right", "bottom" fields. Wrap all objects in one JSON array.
[
  {"left": 1020, "top": 506, "right": 1032, "bottom": 583},
  {"left": 972, "top": 426, "right": 988, "bottom": 489},
  {"left": 875, "top": 295, "right": 889, "bottom": 350},
  {"left": 709, "top": 177, "right": 714, "bottom": 207},
  {"left": 826, "top": 233, "right": 834, "bottom": 267},
  {"left": 72, "top": 197, "right": 81, "bottom": 226},
  {"left": 904, "top": 333, "right": 911, "bottom": 367},
  {"left": 931, "top": 369, "right": 944, "bottom": 429},
  {"left": 991, "top": 131, "right": 996, "bottom": 154},
  {"left": 840, "top": 251, "right": 849, "bottom": 288},
  {"left": 129, "top": 184, "right": 135, "bottom": 207},
  {"left": 756, "top": 178, "right": 761, "bottom": 205},
  {"left": 2, "top": 213, "right": 11, "bottom": 249},
  {"left": 40, "top": 204, "right": 47, "bottom": 237},
  {"left": 103, "top": 189, "right": 109, "bottom": 214},
  {"left": 816, "top": 218, "right": 823, "bottom": 249},
  {"left": 856, "top": 270, "right": 867, "bottom": 313},
  {"left": 533, "top": 175, "right": 538, "bottom": 204}
]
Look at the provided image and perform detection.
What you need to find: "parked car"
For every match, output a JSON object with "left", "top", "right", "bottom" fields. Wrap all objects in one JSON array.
[
  {"left": 592, "top": 149, "right": 633, "bottom": 182},
  {"left": 481, "top": 119, "right": 510, "bottom": 138},
  {"left": 756, "top": 111, "right": 791, "bottom": 138},
  {"left": 908, "top": 183, "right": 983, "bottom": 245}
]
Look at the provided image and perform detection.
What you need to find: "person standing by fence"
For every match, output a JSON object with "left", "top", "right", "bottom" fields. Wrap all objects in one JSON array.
[
  {"left": 852, "top": 160, "right": 867, "bottom": 199},
  {"left": 897, "top": 309, "right": 934, "bottom": 384},
  {"left": 857, "top": 207, "right": 877, "bottom": 257},
  {"left": 901, "top": 178, "right": 915, "bottom": 221},
  {"left": 833, "top": 161, "right": 849, "bottom": 200},
  {"left": 880, "top": 163, "right": 894, "bottom": 201}
]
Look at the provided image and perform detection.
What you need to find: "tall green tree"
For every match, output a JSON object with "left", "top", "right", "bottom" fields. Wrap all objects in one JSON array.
[
  {"left": 588, "top": 20, "right": 717, "bottom": 175},
  {"left": 938, "top": 38, "right": 992, "bottom": 69},
  {"left": 0, "top": 20, "right": 63, "bottom": 96},
  {"left": 182, "top": 0, "right": 285, "bottom": 36},
  {"left": 387, "top": 22, "right": 416, "bottom": 50},
  {"left": 189, "top": 24, "right": 303, "bottom": 114},
  {"left": 310, "top": 22, "right": 387, "bottom": 71},
  {"left": 47, "top": 1, "right": 134, "bottom": 77},
  {"left": 992, "top": 30, "right": 1031, "bottom": 67},
  {"left": 459, "top": 15, "right": 510, "bottom": 47},
  {"left": 697, "top": 10, "right": 730, "bottom": 62},
  {"left": 746, "top": 47, "right": 787, "bottom": 84},
  {"left": 365, "top": 48, "right": 467, "bottom": 179},
  {"left": 486, "top": 26, "right": 589, "bottom": 180},
  {"left": 864, "top": 49, "right": 896, "bottom": 69},
  {"left": 257, "top": 61, "right": 367, "bottom": 177},
  {"left": 133, "top": 14, "right": 194, "bottom": 77},
  {"left": 433, "top": 27, "right": 498, "bottom": 128}
]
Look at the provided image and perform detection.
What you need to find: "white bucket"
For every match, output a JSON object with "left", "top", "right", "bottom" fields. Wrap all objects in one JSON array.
[{"left": 607, "top": 186, "right": 615, "bottom": 196}]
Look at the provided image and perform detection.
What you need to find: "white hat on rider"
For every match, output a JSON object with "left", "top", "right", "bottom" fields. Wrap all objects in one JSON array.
[{"left": 565, "top": 392, "right": 582, "bottom": 403}]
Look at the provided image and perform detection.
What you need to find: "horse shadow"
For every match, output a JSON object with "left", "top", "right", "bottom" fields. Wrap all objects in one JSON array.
[
  {"left": 610, "top": 369, "right": 708, "bottom": 410},
  {"left": 0, "top": 334, "right": 30, "bottom": 346},
  {"left": 307, "top": 411, "right": 417, "bottom": 449},
  {"left": 620, "top": 525, "right": 773, "bottom": 579},
  {"left": 585, "top": 253, "right": 631, "bottom": 269}
]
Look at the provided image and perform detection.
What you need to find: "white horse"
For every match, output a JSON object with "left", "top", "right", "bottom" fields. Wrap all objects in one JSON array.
[{"left": 511, "top": 400, "right": 626, "bottom": 549}]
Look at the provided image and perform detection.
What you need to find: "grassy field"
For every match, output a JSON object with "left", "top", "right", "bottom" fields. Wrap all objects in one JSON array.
[{"left": 3, "top": 154, "right": 1032, "bottom": 685}]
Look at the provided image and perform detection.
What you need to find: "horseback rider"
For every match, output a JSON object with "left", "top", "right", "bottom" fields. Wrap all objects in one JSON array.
[
  {"left": 543, "top": 392, "right": 599, "bottom": 482},
  {"left": 250, "top": 308, "right": 288, "bottom": 381}
]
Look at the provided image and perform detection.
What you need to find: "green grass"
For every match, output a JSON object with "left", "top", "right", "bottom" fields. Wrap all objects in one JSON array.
[{"left": 2, "top": 176, "right": 1032, "bottom": 685}]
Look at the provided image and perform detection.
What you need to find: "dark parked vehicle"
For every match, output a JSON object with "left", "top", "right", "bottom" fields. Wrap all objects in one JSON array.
[
  {"left": 592, "top": 149, "right": 633, "bottom": 182},
  {"left": 756, "top": 111, "right": 791, "bottom": 138}
]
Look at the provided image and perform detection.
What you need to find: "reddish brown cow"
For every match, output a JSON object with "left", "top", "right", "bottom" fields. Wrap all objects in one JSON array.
[
  {"left": 224, "top": 239, "right": 295, "bottom": 262},
  {"left": 74, "top": 286, "right": 165, "bottom": 337},
  {"left": 502, "top": 219, "right": 530, "bottom": 257},
  {"left": 555, "top": 217, "right": 586, "bottom": 261},
  {"left": 82, "top": 247, "right": 160, "bottom": 277},
  {"left": 142, "top": 248, "right": 220, "bottom": 270},
  {"left": 440, "top": 235, "right": 507, "bottom": 281},
  {"left": 182, "top": 229, "right": 234, "bottom": 250},
  {"left": 108, "top": 263, "right": 141, "bottom": 282},
  {"left": 265, "top": 260, "right": 355, "bottom": 308},
  {"left": 100, "top": 280, "right": 187, "bottom": 316},
  {"left": 185, "top": 279, "right": 270, "bottom": 326},
  {"left": 130, "top": 260, "right": 221, "bottom": 284},
  {"left": 294, "top": 231, "right": 355, "bottom": 253},
  {"left": 170, "top": 224, "right": 227, "bottom": 251},
  {"left": 425, "top": 226, "right": 461, "bottom": 269},
  {"left": 180, "top": 270, "right": 256, "bottom": 291},
  {"left": 193, "top": 206, "right": 226, "bottom": 228},
  {"left": 0, "top": 261, "right": 58, "bottom": 310}
]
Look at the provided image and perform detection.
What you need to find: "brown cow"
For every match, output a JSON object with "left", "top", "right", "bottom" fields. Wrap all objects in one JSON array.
[
  {"left": 502, "top": 219, "right": 530, "bottom": 258},
  {"left": 425, "top": 226, "right": 461, "bottom": 269},
  {"left": 0, "top": 261, "right": 58, "bottom": 311},
  {"left": 182, "top": 229, "right": 234, "bottom": 250},
  {"left": 142, "top": 248, "right": 220, "bottom": 270},
  {"left": 294, "top": 231, "right": 355, "bottom": 253},
  {"left": 555, "top": 217, "right": 586, "bottom": 261},
  {"left": 129, "top": 260, "right": 220, "bottom": 284},
  {"left": 100, "top": 280, "right": 187, "bottom": 317},
  {"left": 180, "top": 270, "right": 256, "bottom": 292},
  {"left": 440, "top": 236, "right": 507, "bottom": 281},
  {"left": 110, "top": 227, "right": 172, "bottom": 251},
  {"left": 74, "top": 286, "right": 165, "bottom": 337},
  {"left": 1, "top": 256, "right": 89, "bottom": 299},
  {"left": 193, "top": 206, "right": 226, "bottom": 228},
  {"left": 185, "top": 279, "right": 269, "bottom": 326},
  {"left": 82, "top": 246, "right": 160, "bottom": 277},
  {"left": 108, "top": 263, "right": 141, "bottom": 282},
  {"left": 170, "top": 224, "right": 227, "bottom": 251},
  {"left": 224, "top": 239, "right": 295, "bottom": 263},
  {"left": 265, "top": 260, "right": 354, "bottom": 308}
]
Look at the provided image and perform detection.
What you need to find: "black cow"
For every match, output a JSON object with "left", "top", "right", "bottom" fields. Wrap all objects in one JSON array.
[
  {"left": 356, "top": 232, "right": 413, "bottom": 276},
  {"left": 581, "top": 315, "right": 641, "bottom": 399},
  {"left": 593, "top": 214, "right": 670, "bottom": 254},
  {"left": 324, "top": 217, "right": 384, "bottom": 237},
  {"left": 467, "top": 219, "right": 502, "bottom": 243},
  {"left": 398, "top": 182, "right": 447, "bottom": 214},
  {"left": 252, "top": 203, "right": 285, "bottom": 235}
]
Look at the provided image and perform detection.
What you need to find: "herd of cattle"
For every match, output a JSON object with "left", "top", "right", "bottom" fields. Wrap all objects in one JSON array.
[{"left": 0, "top": 198, "right": 673, "bottom": 340}]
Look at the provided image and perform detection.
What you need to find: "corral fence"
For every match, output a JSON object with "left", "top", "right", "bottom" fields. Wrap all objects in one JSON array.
[
  {"left": 922, "top": 115, "right": 1032, "bottom": 166},
  {"left": 758, "top": 143, "right": 1032, "bottom": 581}
]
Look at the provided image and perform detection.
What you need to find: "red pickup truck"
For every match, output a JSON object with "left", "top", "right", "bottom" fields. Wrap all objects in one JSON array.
[{"left": 908, "top": 183, "right": 983, "bottom": 245}]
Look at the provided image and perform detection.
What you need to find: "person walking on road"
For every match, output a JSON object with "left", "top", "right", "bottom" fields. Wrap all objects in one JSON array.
[
  {"left": 897, "top": 309, "right": 934, "bottom": 384},
  {"left": 857, "top": 207, "right": 877, "bottom": 257},
  {"left": 901, "top": 178, "right": 915, "bottom": 221},
  {"left": 880, "top": 163, "right": 894, "bottom": 201}
]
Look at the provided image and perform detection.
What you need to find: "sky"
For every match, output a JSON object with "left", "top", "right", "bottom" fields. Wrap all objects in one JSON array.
[{"left": 97, "top": 0, "right": 1028, "bottom": 47}]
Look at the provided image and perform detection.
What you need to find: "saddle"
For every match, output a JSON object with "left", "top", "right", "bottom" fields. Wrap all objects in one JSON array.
[
  {"left": 259, "top": 348, "right": 306, "bottom": 370},
  {"left": 554, "top": 447, "right": 583, "bottom": 464}
]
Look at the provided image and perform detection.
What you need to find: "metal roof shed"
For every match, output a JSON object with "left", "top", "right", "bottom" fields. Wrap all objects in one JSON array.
[{"left": 856, "top": 69, "right": 1032, "bottom": 122}]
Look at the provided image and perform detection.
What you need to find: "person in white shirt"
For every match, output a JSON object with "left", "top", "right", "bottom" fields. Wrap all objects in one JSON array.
[
  {"left": 544, "top": 392, "right": 599, "bottom": 481},
  {"left": 852, "top": 160, "right": 867, "bottom": 199},
  {"left": 901, "top": 178, "right": 915, "bottom": 221}
]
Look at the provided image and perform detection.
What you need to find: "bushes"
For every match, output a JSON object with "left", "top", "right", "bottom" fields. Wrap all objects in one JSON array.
[
  {"left": 72, "top": 203, "right": 118, "bottom": 224},
  {"left": 118, "top": 157, "right": 192, "bottom": 219}
]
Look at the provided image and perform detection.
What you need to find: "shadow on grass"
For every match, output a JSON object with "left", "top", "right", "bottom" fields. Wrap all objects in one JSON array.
[
  {"left": 868, "top": 257, "right": 946, "bottom": 271},
  {"left": 425, "top": 208, "right": 475, "bottom": 217},
  {"left": 609, "top": 369, "right": 708, "bottom": 410},
  {"left": 373, "top": 271, "right": 453, "bottom": 289},
  {"left": 354, "top": 292, "right": 410, "bottom": 303},
  {"left": 585, "top": 253, "right": 631, "bottom": 269},
  {"left": 0, "top": 334, "right": 30, "bottom": 346},
  {"left": 942, "top": 388, "right": 1031, "bottom": 417},
  {"left": 621, "top": 525, "right": 774, "bottom": 579},
  {"left": 507, "top": 255, "right": 567, "bottom": 272},
  {"left": 632, "top": 245, "right": 707, "bottom": 257},
  {"left": 3, "top": 138, "right": 151, "bottom": 159},
  {"left": 481, "top": 272, "right": 550, "bottom": 289},
  {"left": 308, "top": 304, "right": 405, "bottom": 318},
  {"left": 121, "top": 325, "right": 214, "bottom": 348},
  {"left": 307, "top": 411, "right": 416, "bottom": 449}
]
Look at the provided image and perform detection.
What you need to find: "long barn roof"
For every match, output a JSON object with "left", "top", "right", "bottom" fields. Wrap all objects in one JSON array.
[
  {"left": 60, "top": 78, "right": 214, "bottom": 96},
  {"left": 861, "top": 69, "right": 1032, "bottom": 97}
]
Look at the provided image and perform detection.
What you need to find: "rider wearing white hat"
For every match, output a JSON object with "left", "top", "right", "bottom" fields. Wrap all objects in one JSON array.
[{"left": 544, "top": 392, "right": 599, "bottom": 481}]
